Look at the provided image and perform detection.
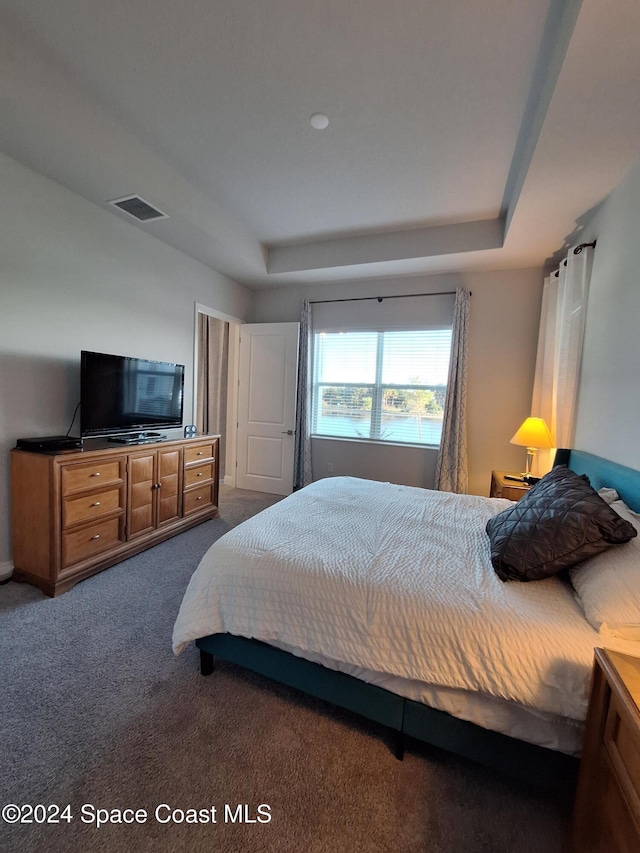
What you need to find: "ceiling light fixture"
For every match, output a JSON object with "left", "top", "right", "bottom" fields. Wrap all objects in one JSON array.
[{"left": 309, "top": 112, "right": 329, "bottom": 130}]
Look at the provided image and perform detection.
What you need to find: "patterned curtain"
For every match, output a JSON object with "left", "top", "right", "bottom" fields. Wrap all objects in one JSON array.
[
  {"left": 196, "top": 313, "right": 229, "bottom": 478},
  {"left": 434, "top": 288, "right": 470, "bottom": 493},
  {"left": 293, "top": 299, "right": 313, "bottom": 488}
]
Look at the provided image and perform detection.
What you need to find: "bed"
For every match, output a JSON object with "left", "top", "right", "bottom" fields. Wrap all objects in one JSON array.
[{"left": 172, "top": 450, "right": 640, "bottom": 787}]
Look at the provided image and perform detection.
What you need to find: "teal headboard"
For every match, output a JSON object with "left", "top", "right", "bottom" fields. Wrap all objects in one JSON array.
[{"left": 558, "top": 450, "right": 640, "bottom": 513}]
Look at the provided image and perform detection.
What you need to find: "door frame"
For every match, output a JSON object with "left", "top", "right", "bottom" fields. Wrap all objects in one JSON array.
[{"left": 193, "top": 303, "right": 243, "bottom": 488}]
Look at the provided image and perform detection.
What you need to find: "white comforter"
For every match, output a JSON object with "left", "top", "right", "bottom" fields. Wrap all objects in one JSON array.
[{"left": 173, "top": 476, "right": 633, "bottom": 721}]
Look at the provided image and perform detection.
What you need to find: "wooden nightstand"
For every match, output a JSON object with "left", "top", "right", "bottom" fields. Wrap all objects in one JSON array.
[
  {"left": 489, "top": 470, "right": 532, "bottom": 502},
  {"left": 573, "top": 649, "right": 640, "bottom": 852}
]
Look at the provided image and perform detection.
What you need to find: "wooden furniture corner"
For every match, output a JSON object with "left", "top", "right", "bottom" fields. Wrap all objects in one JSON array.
[{"left": 573, "top": 648, "right": 640, "bottom": 852}]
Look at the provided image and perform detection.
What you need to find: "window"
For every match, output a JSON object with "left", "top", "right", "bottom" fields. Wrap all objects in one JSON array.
[{"left": 312, "top": 328, "right": 452, "bottom": 446}]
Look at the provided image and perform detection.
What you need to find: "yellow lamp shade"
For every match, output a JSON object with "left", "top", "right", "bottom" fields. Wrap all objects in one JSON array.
[{"left": 510, "top": 417, "right": 553, "bottom": 449}]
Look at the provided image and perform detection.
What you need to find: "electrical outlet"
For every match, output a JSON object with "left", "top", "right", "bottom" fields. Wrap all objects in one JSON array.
[{"left": 327, "top": 463, "right": 334, "bottom": 473}]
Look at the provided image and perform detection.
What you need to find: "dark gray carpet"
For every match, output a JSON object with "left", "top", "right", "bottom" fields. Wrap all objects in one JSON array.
[{"left": 0, "top": 486, "right": 572, "bottom": 852}]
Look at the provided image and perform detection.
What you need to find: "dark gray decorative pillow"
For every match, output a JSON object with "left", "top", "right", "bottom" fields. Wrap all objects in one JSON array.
[{"left": 486, "top": 465, "right": 637, "bottom": 582}]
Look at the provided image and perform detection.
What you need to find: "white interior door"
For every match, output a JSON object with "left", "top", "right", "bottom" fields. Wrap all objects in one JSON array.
[{"left": 236, "top": 322, "right": 299, "bottom": 495}]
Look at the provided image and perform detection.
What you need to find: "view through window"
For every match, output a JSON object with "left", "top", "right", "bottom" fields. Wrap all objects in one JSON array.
[{"left": 312, "top": 329, "right": 452, "bottom": 446}]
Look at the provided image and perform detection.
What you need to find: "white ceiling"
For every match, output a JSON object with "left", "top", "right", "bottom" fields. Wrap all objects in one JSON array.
[{"left": 0, "top": 0, "right": 639, "bottom": 288}]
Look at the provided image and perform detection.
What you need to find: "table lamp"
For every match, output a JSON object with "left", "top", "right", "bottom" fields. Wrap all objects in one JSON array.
[{"left": 510, "top": 417, "right": 553, "bottom": 479}]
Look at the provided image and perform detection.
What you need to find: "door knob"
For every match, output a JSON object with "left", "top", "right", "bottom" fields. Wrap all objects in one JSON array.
[{"left": 281, "top": 430, "right": 293, "bottom": 435}]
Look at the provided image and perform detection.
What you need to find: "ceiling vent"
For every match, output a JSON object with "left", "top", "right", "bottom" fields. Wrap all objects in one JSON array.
[{"left": 108, "top": 195, "right": 168, "bottom": 222}]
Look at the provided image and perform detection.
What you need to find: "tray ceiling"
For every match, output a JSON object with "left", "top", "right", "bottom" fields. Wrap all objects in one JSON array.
[{"left": 0, "top": 0, "right": 639, "bottom": 287}]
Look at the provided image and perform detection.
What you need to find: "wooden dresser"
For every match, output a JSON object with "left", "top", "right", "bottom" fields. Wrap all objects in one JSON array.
[
  {"left": 10, "top": 435, "right": 219, "bottom": 596},
  {"left": 573, "top": 648, "right": 640, "bottom": 852}
]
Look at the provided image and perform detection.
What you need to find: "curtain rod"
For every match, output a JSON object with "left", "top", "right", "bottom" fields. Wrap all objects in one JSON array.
[
  {"left": 573, "top": 240, "right": 596, "bottom": 255},
  {"left": 554, "top": 241, "right": 597, "bottom": 277},
  {"left": 309, "top": 289, "right": 468, "bottom": 305}
]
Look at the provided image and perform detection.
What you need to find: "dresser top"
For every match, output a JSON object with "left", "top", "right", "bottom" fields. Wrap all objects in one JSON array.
[
  {"left": 12, "top": 434, "right": 220, "bottom": 458},
  {"left": 597, "top": 648, "right": 640, "bottom": 710}
]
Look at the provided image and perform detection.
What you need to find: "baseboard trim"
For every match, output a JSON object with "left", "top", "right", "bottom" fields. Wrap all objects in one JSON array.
[
  {"left": 0, "top": 560, "right": 14, "bottom": 582},
  {"left": 223, "top": 474, "right": 235, "bottom": 488}
]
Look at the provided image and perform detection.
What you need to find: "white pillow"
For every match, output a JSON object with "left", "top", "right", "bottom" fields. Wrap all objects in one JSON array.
[
  {"left": 569, "top": 498, "right": 640, "bottom": 640},
  {"left": 598, "top": 487, "right": 620, "bottom": 505}
]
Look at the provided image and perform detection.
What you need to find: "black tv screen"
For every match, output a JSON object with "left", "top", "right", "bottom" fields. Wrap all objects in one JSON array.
[{"left": 80, "top": 350, "right": 184, "bottom": 437}]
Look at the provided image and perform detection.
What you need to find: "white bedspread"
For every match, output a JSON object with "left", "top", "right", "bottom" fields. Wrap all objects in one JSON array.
[{"left": 173, "top": 476, "right": 636, "bottom": 721}]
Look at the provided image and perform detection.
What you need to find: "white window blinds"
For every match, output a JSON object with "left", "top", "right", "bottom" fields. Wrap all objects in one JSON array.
[{"left": 311, "top": 293, "right": 454, "bottom": 446}]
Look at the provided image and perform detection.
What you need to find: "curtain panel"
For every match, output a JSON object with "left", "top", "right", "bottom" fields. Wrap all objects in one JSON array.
[
  {"left": 531, "top": 245, "right": 594, "bottom": 474},
  {"left": 434, "top": 288, "right": 470, "bottom": 494},
  {"left": 293, "top": 299, "right": 313, "bottom": 488},
  {"left": 197, "top": 313, "right": 229, "bottom": 478}
]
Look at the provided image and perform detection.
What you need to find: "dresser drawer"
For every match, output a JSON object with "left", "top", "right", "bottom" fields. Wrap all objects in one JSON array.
[
  {"left": 61, "top": 458, "right": 125, "bottom": 495},
  {"left": 605, "top": 694, "right": 640, "bottom": 825},
  {"left": 184, "top": 444, "right": 215, "bottom": 465},
  {"left": 62, "top": 487, "right": 123, "bottom": 528},
  {"left": 602, "top": 765, "right": 640, "bottom": 853},
  {"left": 183, "top": 483, "right": 214, "bottom": 516},
  {"left": 184, "top": 462, "right": 213, "bottom": 488},
  {"left": 61, "top": 516, "right": 123, "bottom": 570}
]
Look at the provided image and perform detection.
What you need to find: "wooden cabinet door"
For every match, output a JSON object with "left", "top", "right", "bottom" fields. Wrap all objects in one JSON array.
[
  {"left": 127, "top": 451, "right": 156, "bottom": 538},
  {"left": 128, "top": 448, "right": 182, "bottom": 537},
  {"left": 157, "top": 447, "right": 182, "bottom": 526}
]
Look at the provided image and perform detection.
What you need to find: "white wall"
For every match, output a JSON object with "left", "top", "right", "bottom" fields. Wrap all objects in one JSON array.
[
  {"left": 250, "top": 268, "right": 544, "bottom": 496},
  {"left": 574, "top": 154, "right": 640, "bottom": 469},
  {"left": 0, "top": 152, "right": 251, "bottom": 567}
]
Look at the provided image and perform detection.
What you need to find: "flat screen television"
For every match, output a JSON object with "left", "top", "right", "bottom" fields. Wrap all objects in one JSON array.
[{"left": 80, "top": 350, "right": 184, "bottom": 439}]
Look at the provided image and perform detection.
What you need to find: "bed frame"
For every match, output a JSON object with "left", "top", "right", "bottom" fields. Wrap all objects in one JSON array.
[{"left": 196, "top": 450, "right": 640, "bottom": 789}]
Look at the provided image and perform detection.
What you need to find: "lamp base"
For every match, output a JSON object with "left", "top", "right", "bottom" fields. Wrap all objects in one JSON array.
[{"left": 522, "top": 447, "right": 537, "bottom": 479}]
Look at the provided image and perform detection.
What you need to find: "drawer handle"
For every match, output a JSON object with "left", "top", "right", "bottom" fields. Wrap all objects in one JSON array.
[
  {"left": 91, "top": 534, "right": 100, "bottom": 540},
  {"left": 197, "top": 472, "right": 203, "bottom": 477},
  {"left": 91, "top": 501, "right": 101, "bottom": 507},
  {"left": 91, "top": 472, "right": 101, "bottom": 477},
  {"left": 196, "top": 496, "right": 202, "bottom": 501},
  {"left": 197, "top": 451, "right": 204, "bottom": 456}
]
